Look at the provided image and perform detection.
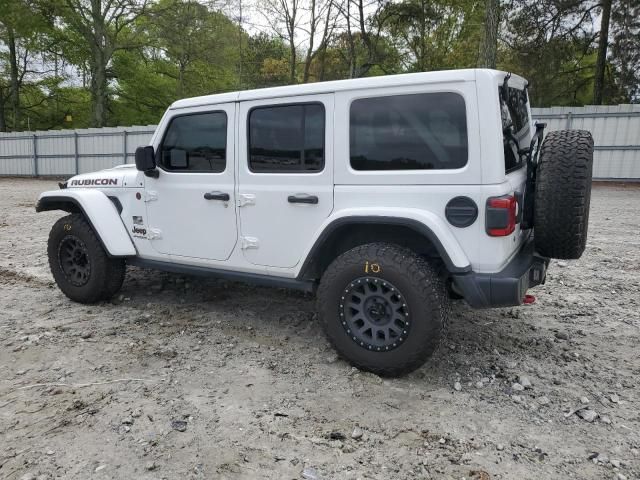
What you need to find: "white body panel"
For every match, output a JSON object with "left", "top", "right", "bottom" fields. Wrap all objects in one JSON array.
[
  {"left": 144, "top": 103, "right": 238, "bottom": 261},
  {"left": 38, "top": 69, "right": 534, "bottom": 279},
  {"left": 236, "top": 94, "right": 335, "bottom": 268}
]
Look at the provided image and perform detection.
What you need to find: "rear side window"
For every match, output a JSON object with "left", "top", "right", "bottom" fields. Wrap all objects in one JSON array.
[
  {"left": 249, "top": 103, "right": 325, "bottom": 173},
  {"left": 159, "top": 112, "right": 227, "bottom": 172},
  {"left": 350, "top": 92, "right": 468, "bottom": 171}
]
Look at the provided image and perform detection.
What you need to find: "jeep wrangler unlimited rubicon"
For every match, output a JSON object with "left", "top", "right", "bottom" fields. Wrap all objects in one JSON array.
[{"left": 36, "top": 69, "right": 593, "bottom": 376}]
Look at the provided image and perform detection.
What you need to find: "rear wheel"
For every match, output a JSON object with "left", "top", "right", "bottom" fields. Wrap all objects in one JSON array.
[
  {"left": 48, "top": 214, "right": 126, "bottom": 303},
  {"left": 534, "top": 130, "right": 594, "bottom": 259},
  {"left": 317, "top": 243, "right": 448, "bottom": 377}
]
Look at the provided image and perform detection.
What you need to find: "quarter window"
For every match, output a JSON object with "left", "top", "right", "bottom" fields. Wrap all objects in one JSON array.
[
  {"left": 350, "top": 92, "right": 468, "bottom": 171},
  {"left": 159, "top": 112, "right": 227, "bottom": 172},
  {"left": 249, "top": 103, "right": 325, "bottom": 172}
]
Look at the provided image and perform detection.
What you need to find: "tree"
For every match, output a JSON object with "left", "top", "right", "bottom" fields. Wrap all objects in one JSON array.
[
  {"left": 301, "top": 0, "right": 337, "bottom": 82},
  {"left": 502, "top": 0, "right": 601, "bottom": 105},
  {"left": 609, "top": 0, "right": 639, "bottom": 102},
  {"left": 53, "top": 0, "right": 149, "bottom": 127},
  {"left": 143, "top": 0, "right": 241, "bottom": 96},
  {"left": 0, "top": 0, "right": 64, "bottom": 131},
  {"left": 480, "top": 0, "right": 499, "bottom": 68},
  {"left": 259, "top": 0, "right": 301, "bottom": 83},
  {"left": 593, "top": 0, "right": 612, "bottom": 104},
  {"left": 0, "top": 0, "right": 35, "bottom": 130},
  {"left": 382, "top": 0, "right": 472, "bottom": 72},
  {"left": 242, "top": 33, "right": 290, "bottom": 87}
]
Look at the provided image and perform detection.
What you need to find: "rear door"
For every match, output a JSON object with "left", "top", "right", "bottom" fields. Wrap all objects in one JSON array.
[{"left": 237, "top": 94, "right": 334, "bottom": 268}]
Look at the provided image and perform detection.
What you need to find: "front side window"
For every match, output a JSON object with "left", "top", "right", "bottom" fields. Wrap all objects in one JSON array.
[
  {"left": 159, "top": 112, "right": 227, "bottom": 172},
  {"left": 249, "top": 103, "right": 325, "bottom": 173},
  {"left": 350, "top": 92, "right": 468, "bottom": 171}
]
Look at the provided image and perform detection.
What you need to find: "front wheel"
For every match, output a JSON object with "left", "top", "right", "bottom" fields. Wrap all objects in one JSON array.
[
  {"left": 48, "top": 214, "right": 126, "bottom": 303},
  {"left": 317, "top": 243, "right": 448, "bottom": 377}
]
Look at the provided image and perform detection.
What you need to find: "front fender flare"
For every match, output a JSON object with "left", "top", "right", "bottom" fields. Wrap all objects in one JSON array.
[{"left": 36, "top": 190, "right": 136, "bottom": 257}]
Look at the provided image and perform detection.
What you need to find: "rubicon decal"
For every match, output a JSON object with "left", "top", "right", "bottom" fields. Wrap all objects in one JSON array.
[{"left": 70, "top": 178, "right": 118, "bottom": 186}]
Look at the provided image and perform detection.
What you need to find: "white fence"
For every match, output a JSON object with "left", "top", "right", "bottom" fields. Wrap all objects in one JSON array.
[
  {"left": 0, "top": 126, "right": 155, "bottom": 176},
  {"left": 0, "top": 104, "right": 639, "bottom": 179},
  {"left": 531, "top": 105, "right": 640, "bottom": 180}
]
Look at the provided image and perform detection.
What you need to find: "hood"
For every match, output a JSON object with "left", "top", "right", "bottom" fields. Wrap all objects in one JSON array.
[{"left": 66, "top": 164, "right": 141, "bottom": 189}]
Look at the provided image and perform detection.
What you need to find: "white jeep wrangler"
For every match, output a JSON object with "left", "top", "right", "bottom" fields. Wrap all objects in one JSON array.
[{"left": 36, "top": 69, "right": 593, "bottom": 376}]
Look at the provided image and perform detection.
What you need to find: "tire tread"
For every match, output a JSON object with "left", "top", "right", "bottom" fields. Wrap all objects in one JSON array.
[{"left": 534, "top": 129, "right": 594, "bottom": 259}]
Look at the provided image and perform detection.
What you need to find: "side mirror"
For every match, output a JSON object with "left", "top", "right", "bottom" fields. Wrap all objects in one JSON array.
[{"left": 135, "top": 146, "right": 156, "bottom": 174}]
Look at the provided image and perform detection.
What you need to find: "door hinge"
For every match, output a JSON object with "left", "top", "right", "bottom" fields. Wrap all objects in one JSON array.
[
  {"left": 240, "top": 236, "right": 259, "bottom": 249},
  {"left": 237, "top": 193, "right": 255, "bottom": 207},
  {"left": 148, "top": 227, "right": 162, "bottom": 240},
  {"left": 145, "top": 190, "right": 158, "bottom": 202}
]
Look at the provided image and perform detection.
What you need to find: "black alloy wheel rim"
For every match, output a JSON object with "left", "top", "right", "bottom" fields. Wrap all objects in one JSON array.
[
  {"left": 339, "top": 277, "right": 410, "bottom": 351},
  {"left": 58, "top": 235, "right": 91, "bottom": 287}
]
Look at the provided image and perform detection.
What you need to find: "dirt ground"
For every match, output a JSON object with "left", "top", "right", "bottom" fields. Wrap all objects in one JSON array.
[{"left": 0, "top": 178, "right": 638, "bottom": 480}]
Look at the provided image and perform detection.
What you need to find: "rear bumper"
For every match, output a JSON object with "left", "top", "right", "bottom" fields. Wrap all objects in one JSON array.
[{"left": 452, "top": 238, "right": 549, "bottom": 308}]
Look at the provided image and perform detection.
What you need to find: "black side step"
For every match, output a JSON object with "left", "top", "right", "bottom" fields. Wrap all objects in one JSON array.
[{"left": 127, "top": 258, "right": 316, "bottom": 293}]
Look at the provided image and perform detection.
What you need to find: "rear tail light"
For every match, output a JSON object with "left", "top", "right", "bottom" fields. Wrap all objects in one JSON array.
[{"left": 486, "top": 194, "right": 517, "bottom": 236}]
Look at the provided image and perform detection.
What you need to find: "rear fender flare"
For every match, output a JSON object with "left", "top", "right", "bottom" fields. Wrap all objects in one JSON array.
[
  {"left": 36, "top": 190, "right": 136, "bottom": 257},
  {"left": 296, "top": 209, "right": 471, "bottom": 278}
]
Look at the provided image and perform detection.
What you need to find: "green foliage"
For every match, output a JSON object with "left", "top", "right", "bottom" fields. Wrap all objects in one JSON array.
[
  {"left": 0, "top": 0, "right": 638, "bottom": 131},
  {"left": 242, "top": 33, "right": 291, "bottom": 88},
  {"left": 381, "top": 0, "right": 482, "bottom": 71}
]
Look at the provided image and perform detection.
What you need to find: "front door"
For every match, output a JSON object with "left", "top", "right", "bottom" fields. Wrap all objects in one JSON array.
[
  {"left": 145, "top": 104, "right": 237, "bottom": 261},
  {"left": 237, "top": 94, "right": 334, "bottom": 268}
]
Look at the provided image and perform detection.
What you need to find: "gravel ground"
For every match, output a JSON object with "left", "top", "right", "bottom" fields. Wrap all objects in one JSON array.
[{"left": 0, "top": 178, "right": 639, "bottom": 480}]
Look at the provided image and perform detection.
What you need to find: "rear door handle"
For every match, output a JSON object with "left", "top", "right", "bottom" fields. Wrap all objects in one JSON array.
[
  {"left": 288, "top": 194, "right": 318, "bottom": 204},
  {"left": 204, "top": 191, "right": 230, "bottom": 201}
]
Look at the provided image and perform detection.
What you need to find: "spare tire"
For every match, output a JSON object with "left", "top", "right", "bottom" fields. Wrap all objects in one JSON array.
[{"left": 533, "top": 129, "right": 594, "bottom": 259}]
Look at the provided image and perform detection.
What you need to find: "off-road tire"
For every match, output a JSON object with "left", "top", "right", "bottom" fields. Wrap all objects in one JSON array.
[
  {"left": 317, "top": 243, "right": 448, "bottom": 377},
  {"left": 534, "top": 130, "right": 594, "bottom": 259},
  {"left": 48, "top": 214, "right": 126, "bottom": 303}
]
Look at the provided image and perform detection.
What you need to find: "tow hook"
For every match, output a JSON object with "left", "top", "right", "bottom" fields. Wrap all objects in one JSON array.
[{"left": 523, "top": 294, "right": 536, "bottom": 304}]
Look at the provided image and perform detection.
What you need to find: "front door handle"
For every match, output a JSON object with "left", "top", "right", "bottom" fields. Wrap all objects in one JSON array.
[
  {"left": 204, "top": 191, "right": 230, "bottom": 201},
  {"left": 288, "top": 194, "right": 318, "bottom": 204}
]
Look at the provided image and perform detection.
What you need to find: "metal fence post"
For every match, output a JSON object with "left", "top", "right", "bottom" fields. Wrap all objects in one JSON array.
[
  {"left": 32, "top": 134, "right": 38, "bottom": 177},
  {"left": 566, "top": 112, "right": 573, "bottom": 129},
  {"left": 74, "top": 132, "right": 79, "bottom": 175},
  {"left": 123, "top": 130, "right": 127, "bottom": 164}
]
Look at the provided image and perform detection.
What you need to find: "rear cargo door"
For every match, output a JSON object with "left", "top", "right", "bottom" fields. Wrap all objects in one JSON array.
[{"left": 500, "top": 79, "right": 532, "bottom": 242}]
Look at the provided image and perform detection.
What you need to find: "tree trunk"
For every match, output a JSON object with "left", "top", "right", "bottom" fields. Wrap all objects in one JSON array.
[
  {"left": 419, "top": 0, "right": 427, "bottom": 71},
  {"left": 356, "top": 0, "right": 372, "bottom": 77},
  {"left": 480, "top": 0, "right": 499, "bottom": 68},
  {"left": 0, "top": 94, "right": 6, "bottom": 132},
  {"left": 178, "top": 62, "right": 186, "bottom": 97},
  {"left": 593, "top": 0, "right": 612, "bottom": 105},
  {"left": 89, "top": 0, "right": 108, "bottom": 127},
  {"left": 318, "top": 46, "right": 327, "bottom": 81},
  {"left": 302, "top": 0, "right": 316, "bottom": 83},
  {"left": 7, "top": 27, "right": 21, "bottom": 130},
  {"left": 289, "top": 37, "right": 296, "bottom": 83},
  {"left": 90, "top": 49, "right": 108, "bottom": 127}
]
